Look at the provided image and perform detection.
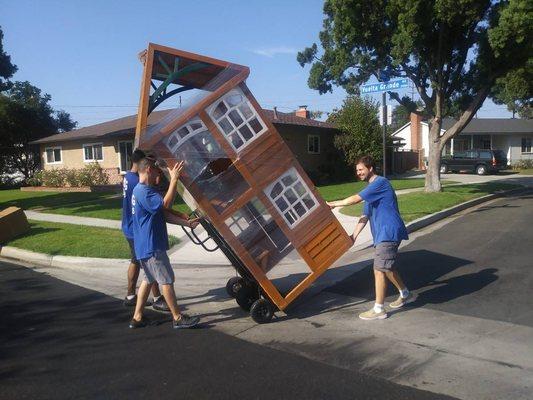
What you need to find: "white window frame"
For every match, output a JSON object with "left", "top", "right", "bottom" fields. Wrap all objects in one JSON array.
[
  {"left": 264, "top": 167, "right": 318, "bottom": 228},
  {"left": 307, "top": 134, "right": 320, "bottom": 154},
  {"left": 83, "top": 142, "right": 104, "bottom": 162},
  {"left": 521, "top": 137, "right": 532, "bottom": 154},
  {"left": 118, "top": 140, "right": 134, "bottom": 173},
  {"left": 45, "top": 146, "right": 62, "bottom": 165},
  {"left": 206, "top": 87, "right": 267, "bottom": 153},
  {"left": 164, "top": 117, "right": 207, "bottom": 154}
]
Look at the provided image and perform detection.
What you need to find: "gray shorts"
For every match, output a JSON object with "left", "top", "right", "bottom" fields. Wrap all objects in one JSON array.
[
  {"left": 139, "top": 250, "right": 175, "bottom": 285},
  {"left": 373, "top": 241, "right": 400, "bottom": 272}
]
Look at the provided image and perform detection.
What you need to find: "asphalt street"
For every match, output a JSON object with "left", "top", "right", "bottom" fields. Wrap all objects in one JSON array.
[{"left": 0, "top": 261, "right": 454, "bottom": 400}]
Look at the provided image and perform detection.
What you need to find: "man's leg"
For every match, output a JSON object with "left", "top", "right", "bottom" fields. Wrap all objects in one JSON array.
[
  {"left": 151, "top": 283, "right": 162, "bottom": 298},
  {"left": 160, "top": 284, "right": 181, "bottom": 321},
  {"left": 132, "top": 280, "right": 153, "bottom": 322},
  {"left": 374, "top": 269, "right": 387, "bottom": 305},
  {"left": 127, "top": 261, "right": 140, "bottom": 296},
  {"left": 385, "top": 270, "right": 407, "bottom": 292}
]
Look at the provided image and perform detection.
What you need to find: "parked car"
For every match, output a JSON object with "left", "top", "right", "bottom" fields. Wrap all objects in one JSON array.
[{"left": 440, "top": 149, "right": 508, "bottom": 175}]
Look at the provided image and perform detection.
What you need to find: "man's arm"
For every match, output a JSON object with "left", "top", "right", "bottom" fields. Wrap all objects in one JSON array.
[
  {"left": 164, "top": 209, "right": 199, "bottom": 228},
  {"left": 163, "top": 161, "right": 184, "bottom": 209},
  {"left": 351, "top": 215, "right": 368, "bottom": 244},
  {"left": 326, "top": 194, "right": 363, "bottom": 209},
  {"left": 165, "top": 207, "right": 190, "bottom": 220}
]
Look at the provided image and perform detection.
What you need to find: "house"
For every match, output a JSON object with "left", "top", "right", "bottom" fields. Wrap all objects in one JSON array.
[
  {"left": 393, "top": 113, "right": 533, "bottom": 169},
  {"left": 31, "top": 106, "right": 338, "bottom": 184}
]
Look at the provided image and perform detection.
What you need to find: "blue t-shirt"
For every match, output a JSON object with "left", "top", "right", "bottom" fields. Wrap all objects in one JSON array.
[
  {"left": 121, "top": 171, "right": 139, "bottom": 239},
  {"left": 359, "top": 176, "right": 408, "bottom": 246},
  {"left": 131, "top": 183, "right": 169, "bottom": 260}
]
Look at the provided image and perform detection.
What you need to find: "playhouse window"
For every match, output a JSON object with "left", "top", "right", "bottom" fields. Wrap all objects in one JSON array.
[
  {"left": 265, "top": 168, "right": 318, "bottom": 228},
  {"left": 207, "top": 87, "right": 267, "bottom": 152},
  {"left": 164, "top": 118, "right": 249, "bottom": 214}
]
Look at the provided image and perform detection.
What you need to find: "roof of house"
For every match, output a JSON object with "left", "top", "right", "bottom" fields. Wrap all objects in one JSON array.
[
  {"left": 392, "top": 116, "right": 533, "bottom": 136},
  {"left": 32, "top": 108, "right": 336, "bottom": 145},
  {"left": 441, "top": 117, "right": 533, "bottom": 134}
]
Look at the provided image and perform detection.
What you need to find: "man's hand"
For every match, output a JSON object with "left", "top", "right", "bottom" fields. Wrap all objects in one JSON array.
[
  {"left": 168, "top": 161, "right": 184, "bottom": 182},
  {"left": 188, "top": 217, "right": 201, "bottom": 229},
  {"left": 326, "top": 201, "right": 337, "bottom": 209},
  {"left": 350, "top": 234, "right": 357, "bottom": 246}
]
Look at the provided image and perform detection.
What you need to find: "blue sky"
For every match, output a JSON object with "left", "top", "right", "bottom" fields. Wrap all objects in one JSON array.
[{"left": 2, "top": 0, "right": 511, "bottom": 128}]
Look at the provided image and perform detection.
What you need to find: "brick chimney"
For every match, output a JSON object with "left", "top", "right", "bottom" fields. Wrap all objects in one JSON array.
[
  {"left": 295, "top": 105, "right": 309, "bottom": 119},
  {"left": 410, "top": 112, "right": 422, "bottom": 150}
]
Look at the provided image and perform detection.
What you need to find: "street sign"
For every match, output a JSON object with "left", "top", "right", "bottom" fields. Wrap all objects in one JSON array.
[{"left": 361, "top": 78, "right": 409, "bottom": 94}]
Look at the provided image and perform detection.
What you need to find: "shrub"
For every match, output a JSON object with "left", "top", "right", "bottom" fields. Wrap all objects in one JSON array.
[
  {"left": 512, "top": 160, "right": 533, "bottom": 170},
  {"left": 78, "top": 162, "right": 109, "bottom": 186},
  {"left": 41, "top": 169, "right": 66, "bottom": 187},
  {"left": 26, "top": 171, "right": 43, "bottom": 186},
  {"left": 64, "top": 168, "right": 80, "bottom": 187}
]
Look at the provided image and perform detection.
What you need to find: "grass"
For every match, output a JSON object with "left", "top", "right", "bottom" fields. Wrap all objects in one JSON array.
[
  {"left": 5, "top": 220, "right": 180, "bottom": 259},
  {"left": 0, "top": 188, "right": 190, "bottom": 220},
  {"left": 339, "top": 182, "right": 522, "bottom": 222},
  {"left": 316, "top": 178, "right": 457, "bottom": 201},
  {"left": 514, "top": 168, "right": 533, "bottom": 175}
]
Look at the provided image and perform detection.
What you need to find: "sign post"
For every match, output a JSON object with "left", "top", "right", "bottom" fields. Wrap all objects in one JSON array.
[{"left": 361, "top": 78, "right": 409, "bottom": 178}]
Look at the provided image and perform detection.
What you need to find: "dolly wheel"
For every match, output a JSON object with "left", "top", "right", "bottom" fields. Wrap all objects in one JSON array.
[
  {"left": 235, "top": 287, "right": 259, "bottom": 312},
  {"left": 250, "top": 299, "right": 274, "bottom": 324},
  {"left": 226, "top": 277, "right": 244, "bottom": 298}
]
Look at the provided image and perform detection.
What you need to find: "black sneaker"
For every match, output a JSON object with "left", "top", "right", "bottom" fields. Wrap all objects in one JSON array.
[
  {"left": 172, "top": 314, "right": 199, "bottom": 329},
  {"left": 124, "top": 295, "right": 137, "bottom": 307},
  {"left": 153, "top": 297, "right": 170, "bottom": 312},
  {"left": 129, "top": 318, "right": 147, "bottom": 329}
]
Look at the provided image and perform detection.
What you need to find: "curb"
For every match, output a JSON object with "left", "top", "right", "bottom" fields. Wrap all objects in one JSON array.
[{"left": 1, "top": 186, "right": 529, "bottom": 270}]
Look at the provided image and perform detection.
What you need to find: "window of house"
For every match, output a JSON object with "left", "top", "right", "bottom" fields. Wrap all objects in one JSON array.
[
  {"left": 118, "top": 141, "right": 133, "bottom": 172},
  {"left": 522, "top": 138, "right": 532, "bottom": 153},
  {"left": 265, "top": 167, "right": 318, "bottom": 228},
  {"left": 207, "top": 87, "right": 267, "bottom": 152},
  {"left": 45, "top": 146, "right": 62, "bottom": 164},
  {"left": 308, "top": 135, "right": 320, "bottom": 154},
  {"left": 83, "top": 143, "right": 103, "bottom": 162}
]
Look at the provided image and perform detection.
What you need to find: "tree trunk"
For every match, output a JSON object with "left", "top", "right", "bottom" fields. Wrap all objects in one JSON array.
[{"left": 425, "top": 120, "right": 444, "bottom": 192}]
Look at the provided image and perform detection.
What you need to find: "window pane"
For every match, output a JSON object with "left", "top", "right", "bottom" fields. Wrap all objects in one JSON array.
[
  {"left": 190, "top": 122, "right": 202, "bottom": 131},
  {"left": 95, "top": 145, "right": 103, "bottom": 160},
  {"left": 302, "top": 195, "right": 315, "bottom": 209},
  {"left": 46, "top": 149, "right": 53, "bottom": 163},
  {"left": 239, "top": 125, "right": 253, "bottom": 140},
  {"left": 229, "top": 133, "right": 244, "bottom": 149},
  {"left": 226, "top": 94, "right": 243, "bottom": 107},
  {"left": 294, "top": 202, "right": 306, "bottom": 217},
  {"left": 249, "top": 118, "right": 263, "bottom": 133},
  {"left": 270, "top": 182, "right": 283, "bottom": 198},
  {"left": 54, "top": 149, "right": 61, "bottom": 162},
  {"left": 213, "top": 102, "right": 227, "bottom": 119},
  {"left": 284, "top": 188, "right": 297, "bottom": 204},
  {"left": 238, "top": 103, "right": 253, "bottom": 119},
  {"left": 177, "top": 127, "right": 189, "bottom": 139},
  {"left": 284, "top": 211, "right": 295, "bottom": 225},
  {"left": 228, "top": 110, "right": 244, "bottom": 127},
  {"left": 85, "top": 146, "right": 93, "bottom": 160},
  {"left": 219, "top": 118, "right": 233, "bottom": 134},
  {"left": 281, "top": 174, "right": 295, "bottom": 186},
  {"left": 168, "top": 135, "right": 178, "bottom": 149},
  {"left": 294, "top": 182, "right": 306, "bottom": 196},
  {"left": 275, "top": 197, "right": 288, "bottom": 211}
]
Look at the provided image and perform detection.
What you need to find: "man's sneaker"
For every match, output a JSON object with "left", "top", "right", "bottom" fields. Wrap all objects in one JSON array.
[
  {"left": 172, "top": 314, "right": 200, "bottom": 329},
  {"left": 129, "top": 318, "right": 147, "bottom": 329},
  {"left": 124, "top": 295, "right": 137, "bottom": 307},
  {"left": 359, "top": 308, "right": 388, "bottom": 320},
  {"left": 389, "top": 292, "right": 413, "bottom": 309},
  {"left": 152, "top": 297, "right": 170, "bottom": 312}
]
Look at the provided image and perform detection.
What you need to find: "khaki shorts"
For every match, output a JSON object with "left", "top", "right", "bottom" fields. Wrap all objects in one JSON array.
[
  {"left": 373, "top": 241, "right": 400, "bottom": 272},
  {"left": 139, "top": 250, "right": 175, "bottom": 285}
]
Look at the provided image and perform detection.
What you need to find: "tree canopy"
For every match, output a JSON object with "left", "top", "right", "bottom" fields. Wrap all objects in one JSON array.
[
  {"left": 0, "top": 26, "right": 17, "bottom": 91},
  {"left": 298, "top": 0, "right": 532, "bottom": 191}
]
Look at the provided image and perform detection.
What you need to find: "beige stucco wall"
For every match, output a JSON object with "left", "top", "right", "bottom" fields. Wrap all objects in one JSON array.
[{"left": 40, "top": 135, "right": 133, "bottom": 171}]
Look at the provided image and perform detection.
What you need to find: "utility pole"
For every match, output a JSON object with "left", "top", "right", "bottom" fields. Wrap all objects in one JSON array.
[{"left": 382, "top": 91, "right": 387, "bottom": 178}]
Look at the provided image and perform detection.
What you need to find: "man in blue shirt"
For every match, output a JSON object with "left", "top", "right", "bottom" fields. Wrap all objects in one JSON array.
[
  {"left": 327, "top": 155, "right": 411, "bottom": 320},
  {"left": 129, "top": 155, "right": 200, "bottom": 329},
  {"left": 122, "top": 149, "right": 170, "bottom": 311}
]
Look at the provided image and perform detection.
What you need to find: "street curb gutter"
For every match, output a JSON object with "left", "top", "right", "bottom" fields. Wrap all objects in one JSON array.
[{"left": 1, "top": 186, "right": 529, "bottom": 269}]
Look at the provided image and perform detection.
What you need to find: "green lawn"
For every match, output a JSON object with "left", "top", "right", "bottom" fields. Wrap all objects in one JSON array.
[
  {"left": 516, "top": 169, "right": 533, "bottom": 175},
  {"left": 340, "top": 182, "right": 522, "bottom": 222},
  {"left": 4, "top": 220, "right": 180, "bottom": 259},
  {"left": 0, "top": 188, "right": 190, "bottom": 220},
  {"left": 316, "top": 178, "right": 456, "bottom": 201},
  {"left": 0, "top": 189, "right": 118, "bottom": 211}
]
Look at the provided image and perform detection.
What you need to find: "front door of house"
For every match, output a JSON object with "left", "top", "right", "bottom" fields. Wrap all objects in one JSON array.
[{"left": 119, "top": 141, "right": 133, "bottom": 172}]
